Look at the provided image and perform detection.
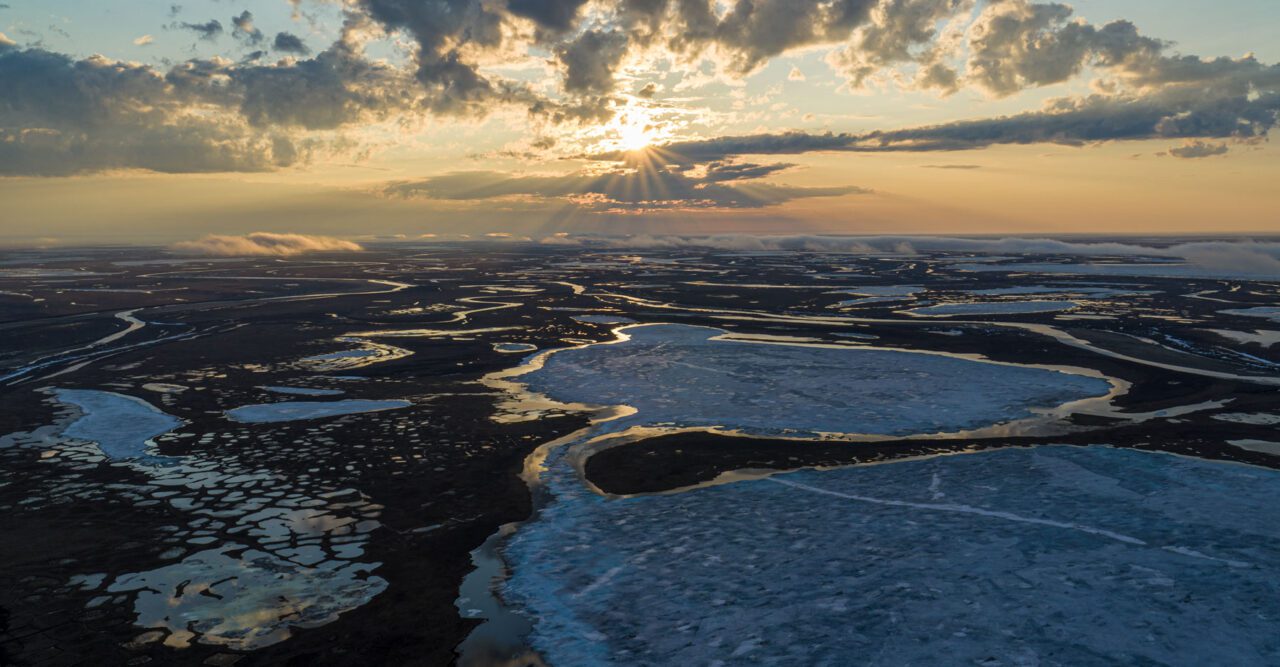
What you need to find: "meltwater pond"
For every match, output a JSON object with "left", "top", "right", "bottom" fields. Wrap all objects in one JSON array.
[
  {"left": 504, "top": 446, "right": 1280, "bottom": 666},
  {"left": 16, "top": 389, "right": 390, "bottom": 650},
  {"left": 519, "top": 324, "right": 1111, "bottom": 437}
]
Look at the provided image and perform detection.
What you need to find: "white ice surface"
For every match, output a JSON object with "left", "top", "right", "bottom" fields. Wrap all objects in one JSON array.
[
  {"left": 505, "top": 446, "right": 1280, "bottom": 666},
  {"left": 260, "top": 385, "right": 346, "bottom": 396},
  {"left": 1221, "top": 307, "right": 1280, "bottom": 324},
  {"left": 495, "top": 342, "right": 539, "bottom": 353},
  {"left": 1207, "top": 329, "right": 1280, "bottom": 348},
  {"left": 1227, "top": 439, "right": 1280, "bottom": 456},
  {"left": 521, "top": 324, "right": 1110, "bottom": 438},
  {"left": 966, "top": 285, "right": 1155, "bottom": 297},
  {"left": 226, "top": 399, "right": 411, "bottom": 423},
  {"left": 53, "top": 388, "right": 183, "bottom": 461},
  {"left": 955, "top": 262, "right": 1280, "bottom": 280},
  {"left": 572, "top": 314, "right": 638, "bottom": 324},
  {"left": 904, "top": 300, "right": 1079, "bottom": 317}
]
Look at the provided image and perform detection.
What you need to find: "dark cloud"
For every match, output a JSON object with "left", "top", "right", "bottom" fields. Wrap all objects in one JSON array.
[
  {"left": 508, "top": 0, "right": 590, "bottom": 32},
  {"left": 679, "top": 0, "right": 879, "bottom": 75},
  {"left": 355, "top": 0, "right": 510, "bottom": 114},
  {"left": 557, "top": 29, "right": 629, "bottom": 94},
  {"left": 227, "top": 41, "right": 413, "bottom": 129},
  {"left": 699, "top": 160, "right": 795, "bottom": 182},
  {"left": 384, "top": 164, "right": 865, "bottom": 210},
  {"left": 231, "top": 10, "right": 264, "bottom": 46},
  {"left": 0, "top": 34, "right": 411, "bottom": 174},
  {"left": 273, "top": 31, "right": 310, "bottom": 55},
  {"left": 177, "top": 19, "right": 223, "bottom": 41}
]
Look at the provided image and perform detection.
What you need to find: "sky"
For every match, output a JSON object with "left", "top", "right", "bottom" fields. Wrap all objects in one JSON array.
[{"left": 1, "top": 0, "right": 1278, "bottom": 245}]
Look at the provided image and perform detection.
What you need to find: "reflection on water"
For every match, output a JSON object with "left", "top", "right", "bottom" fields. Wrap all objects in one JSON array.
[{"left": 8, "top": 389, "right": 388, "bottom": 650}]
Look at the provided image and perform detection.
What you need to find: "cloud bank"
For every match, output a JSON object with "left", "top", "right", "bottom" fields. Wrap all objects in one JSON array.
[
  {"left": 531, "top": 234, "right": 1280, "bottom": 275},
  {"left": 170, "top": 232, "right": 363, "bottom": 257}
]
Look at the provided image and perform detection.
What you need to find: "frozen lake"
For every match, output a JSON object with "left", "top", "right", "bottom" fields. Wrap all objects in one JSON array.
[
  {"left": 519, "top": 324, "right": 1111, "bottom": 438},
  {"left": 53, "top": 388, "right": 183, "bottom": 461},
  {"left": 505, "top": 446, "right": 1280, "bottom": 666}
]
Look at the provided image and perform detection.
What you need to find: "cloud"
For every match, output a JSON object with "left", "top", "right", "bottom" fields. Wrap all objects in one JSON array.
[
  {"left": 170, "top": 232, "right": 363, "bottom": 256},
  {"left": 231, "top": 10, "right": 264, "bottom": 46},
  {"left": 540, "top": 234, "right": 1280, "bottom": 275},
  {"left": 384, "top": 164, "right": 867, "bottom": 211},
  {"left": 965, "top": 1, "right": 1165, "bottom": 96},
  {"left": 0, "top": 28, "right": 419, "bottom": 175},
  {"left": 507, "top": 0, "right": 590, "bottom": 32},
  {"left": 788, "top": 66, "right": 806, "bottom": 81},
  {"left": 177, "top": 19, "right": 223, "bottom": 41},
  {"left": 1168, "top": 140, "right": 1229, "bottom": 159},
  {"left": 626, "top": 59, "right": 1279, "bottom": 161},
  {"left": 557, "top": 29, "right": 630, "bottom": 95},
  {"left": 133, "top": 34, "right": 154, "bottom": 46},
  {"left": 273, "top": 31, "right": 310, "bottom": 55},
  {"left": 829, "top": 0, "right": 969, "bottom": 88}
]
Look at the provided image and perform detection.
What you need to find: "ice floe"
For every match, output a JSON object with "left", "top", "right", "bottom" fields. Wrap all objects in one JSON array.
[
  {"left": 494, "top": 343, "right": 539, "bottom": 353},
  {"left": 1227, "top": 439, "right": 1280, "bottom": 456},
  {"left": 903, "top": 300, "right": 1079, "bottom": 317},
  {"left": 1207, "top": 329, "right": 1280, "bottom": 348},
  {"left": 259, "top": 385, "right": 346, "bottom": 396},
  {"left": 572, "top": 314, "right": 638, "bottom": 324},
  {"left": 966, "top": 285, "right": 1155, "bottom": 297},
  {"left": 226, "top": 399, "right": 411, "bottom": 423},
  {"left": 955, "top": 261, "right": 1280, "bottom": 280},
  {"left": 1221, "top": 307, "right": 1280, "bottom": 324},
  {"left": 1213, "top": 412, "right": 1280, "bottom": 426}
]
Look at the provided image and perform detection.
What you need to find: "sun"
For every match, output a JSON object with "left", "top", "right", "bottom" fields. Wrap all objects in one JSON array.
[
  {"left": 614, "top": 114, "right": 658, "bottom": 151},
  {"left": 605, "top": 106, "right": 667, "bottom": 152}
]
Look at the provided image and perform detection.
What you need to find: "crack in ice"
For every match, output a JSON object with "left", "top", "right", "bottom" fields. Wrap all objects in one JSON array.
[{"left": 768, "top": 476, "right": 1149, "bottom": 545}]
